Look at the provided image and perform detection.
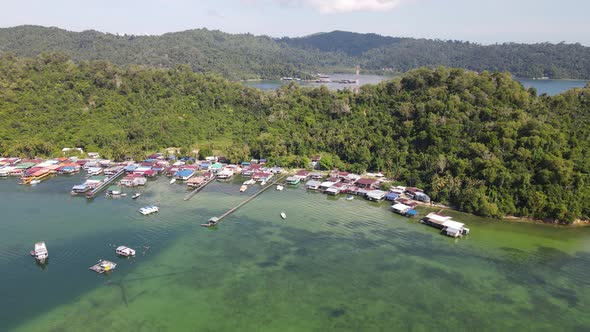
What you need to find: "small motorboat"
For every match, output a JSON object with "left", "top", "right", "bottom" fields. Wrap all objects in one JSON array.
[
  {"left": 30, "top": 179, "right": 41, "bottom": 185},
  {"left": 261, "top": 180, "right": 267, "bottom": 186},
  {"left": 115, "top": 246, "right": 136, "bottom": 257},
  {"left": 170, "top": 178, "right": 177, "bottom": 184},
  {"left": 276, "top": 185, "right": 284, "bottom": 191},
  {"left": 132, "top": 193, "right": 141, "bottom": 199},
  {"left": 30, "top": 242, "right": 48, "bottom": 264},
  {"left": 346, "top": 195, "right": 354, "bottom": 201},
  {"left": 243, "top": 179, "right": 256, "bottom": 185},
  {"left": 138, "top": 205, "right": 159, "bottom": 215},
  {"left": 240, "top": 185, "right": 247, "bottom": 192},
  {"left": 280, "top": 212, "right": 287, "bottom": 219}
]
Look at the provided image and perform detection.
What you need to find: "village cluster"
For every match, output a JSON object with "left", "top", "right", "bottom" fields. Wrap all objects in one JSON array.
[{"left": 0, "top": 153, "right": 470, "bottom": 239}]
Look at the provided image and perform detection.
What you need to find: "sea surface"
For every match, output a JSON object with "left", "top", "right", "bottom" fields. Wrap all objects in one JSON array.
[
  {"left": 241, "top": 74, "right": 392, "bottom": 91},
  {"left": 242, "top": 74, "right": 588, "bottom": 96},
  {"left": 518, "top": 78, "right": 588, "bottom": 96},
  {"left": 1, "top": 174, "right": 590, "bottom": 331}
]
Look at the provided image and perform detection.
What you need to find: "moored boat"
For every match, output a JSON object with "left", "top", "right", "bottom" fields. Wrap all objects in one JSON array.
[
  {"left": 132, "top": 193, "right": 141, "bottom": 199},
  {"left": 276, "top": 184, "right": 284, "bottom": 191},
  {"left": 240, "top": 185, "right": 247, "bottom": 192},
  {"left": 30, "top": 242, "right": 48, "bottom": 263},
  {"left": 30, "top": 179, "right": 41, "bottom": 185},
  {"left": 170, "top": 178, "right": 177, "bottom": 184},
  {"left": 138, "top": 205, "right": 159, "bottom": 215},
  {"left": 115, "top": 246, "right": 136, "bottom": 257},
  {"left": 346, "top": 195, "right": 354, "bottom": 201}
]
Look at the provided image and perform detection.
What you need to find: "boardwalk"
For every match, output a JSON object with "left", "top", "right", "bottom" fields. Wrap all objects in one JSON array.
[
  {"left": 183, "top": 177, "right": 216, "bottom": 201},
  {"left": 209, "top": 174, "right": 287, "bottom": 224},
  {"left": 86, "top": 169, "right": 126, "bottom": 199}
]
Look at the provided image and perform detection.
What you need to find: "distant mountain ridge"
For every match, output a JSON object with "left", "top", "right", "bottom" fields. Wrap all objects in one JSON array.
[
  {"left": 1, "top": 25, "right": 590, "bottom": 80},
  {"left": 283, "top": 31, "right": 590, "bottom": 79},
  {"left": 279, "top": 30, "right": 406, "bottom": 56}
]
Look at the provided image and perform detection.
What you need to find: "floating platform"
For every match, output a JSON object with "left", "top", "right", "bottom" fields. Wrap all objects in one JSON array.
[
  {"left": 201, "top": 217, "right": 219, "bottom": 227},
  {"left": 89, "top": 260, "right": 117, "bottom": 273}
]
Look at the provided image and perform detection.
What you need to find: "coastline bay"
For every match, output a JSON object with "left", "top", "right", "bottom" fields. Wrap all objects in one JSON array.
[
  {"left": 2, "top": 176, "right": 590, "bottom": 331},
  {"left": 242, "top": 75, "right": 589, "bottom": 96}
]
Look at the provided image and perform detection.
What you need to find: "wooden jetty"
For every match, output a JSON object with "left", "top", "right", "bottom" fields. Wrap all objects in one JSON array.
[
  {"left": 207, "top": 175, "right": 286, "bottom": 225},
  {"left": 184, "top": 176, "right": 216, "bottom": 201},
  {"left": 86, "top": 169, "right": 126, "bottom": 199}
]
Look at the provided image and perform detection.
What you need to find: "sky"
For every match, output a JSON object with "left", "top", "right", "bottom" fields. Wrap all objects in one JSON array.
[{"left": 1, "top": 0, "right": 589, "bottom": 45}]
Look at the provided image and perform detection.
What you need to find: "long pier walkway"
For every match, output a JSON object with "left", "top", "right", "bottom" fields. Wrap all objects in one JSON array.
[
  {"left": 183, "top": 176, "right": 216, "bottom": 201},
  {"left": 208, "top": 174, "right": 287, "bottom": 224},
  {"left": 86, "top": 169, "right": 126, "bottom": 199}
]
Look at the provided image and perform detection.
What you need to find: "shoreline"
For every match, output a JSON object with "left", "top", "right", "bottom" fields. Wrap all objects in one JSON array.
[
  {"left": 283, "top": 168, "right": 590, "bottom": 228},
  {"left": 418, "top": 202, "right": 590, "bottom": 227}
]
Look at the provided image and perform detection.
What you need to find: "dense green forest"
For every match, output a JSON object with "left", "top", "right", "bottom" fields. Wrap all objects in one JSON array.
[
  {"left": 1, "top": 53, "right": 589, "bottom": 223},
  {"left": 0, "top": 26, "right": 348, "bottom": 80},
  {"left": 2, "top": 26, "right": 590, "bottom": 79},
  {"left": 283, "top": 31, "right": 590, "bottom": 79}
]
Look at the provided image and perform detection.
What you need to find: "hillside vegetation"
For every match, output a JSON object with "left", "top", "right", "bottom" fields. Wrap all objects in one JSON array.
[
  {"left": 0, "top": 26, "right": 349, "bottom": 80},
  {"left": 2, "top": 26, "right": 590, "bottom": 79},
  {"left": 1, "top": 53, "right": 589, "bottom": 223}
]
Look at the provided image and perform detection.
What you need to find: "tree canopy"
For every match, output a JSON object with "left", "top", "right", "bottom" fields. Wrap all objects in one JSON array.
[{"left": 2, "top": 26, "right": 590, "bottom": 80}]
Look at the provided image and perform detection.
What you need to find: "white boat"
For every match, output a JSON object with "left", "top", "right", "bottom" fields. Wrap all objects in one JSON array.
[
  {"left": 30, "top": 241, "right": 48, "bottom": 263},
  {"left": 115, "top": 246, "right": 136, "bottom": 257},
  {"left": 280, "top": 212, "right": 286, "bottom": 219},
  {"left": 170, "top": 178, "right": 176, "bottom": 184},
  {"left": 261, "top": 180, "right": 267, "bottom": 186},
  {"left": 243, "top": 179, "right": 256, "bottom": 185},
  {"left": 240, "top": 185, "right": 247, "bottom": 192},
  {"left": 30, "top": 179, "right": 41, "bottom": 185},
  {"left": 346, "top": 195, "right": 354, "bottom": 201},
  {"left": 276, "top": 185, "right": 284, "bottom": 191},
  {"left": 132, "top": 193, "right": 141, "bottom": 199},
  {"left": 138, "top": 205, "right": 159, "bottom": 215}
]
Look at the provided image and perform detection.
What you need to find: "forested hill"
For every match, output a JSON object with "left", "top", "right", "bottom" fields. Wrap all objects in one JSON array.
[
  {"left": 282, "top": 31, "right": 590, "bottom": 79},
  {"left": 1, "top": 53, "right": 590, "bottom": 223},
  {"left": 279, "top": 30, "right": 406, "bottom": 56},
  {"left": 2, "top": 26, "right": 590, "bottom": 80},
  {"left": 0, "top": 25, "right": 349, "bottom": 80}
]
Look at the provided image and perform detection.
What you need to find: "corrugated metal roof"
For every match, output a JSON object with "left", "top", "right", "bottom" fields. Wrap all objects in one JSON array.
[
  {"left": 175, "top": 169, "right": 194, "bottom": 177},
  {"left": 305, "top": 180, "right": 321, "bottom": 187}
]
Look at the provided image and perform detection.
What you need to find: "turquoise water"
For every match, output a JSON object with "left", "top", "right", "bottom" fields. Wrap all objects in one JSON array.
[
  {"left": 242, "top": 75, "right": 588, "bottom": 96},
  {"left": 1, "top": 174, "right": 590, "bottom": 331}
]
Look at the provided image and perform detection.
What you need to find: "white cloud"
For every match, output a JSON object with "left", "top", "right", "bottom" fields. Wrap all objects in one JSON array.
[
  {"left": 307, "top": 0, "right": 403, "bottom": 13},
  {"left": 241, "top": 0, "right": 406, "bottom": 13}
]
